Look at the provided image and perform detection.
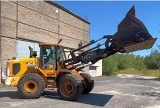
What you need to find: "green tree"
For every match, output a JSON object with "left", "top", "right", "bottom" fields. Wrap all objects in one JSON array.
[
  {"left": 102, "top": 56, "right": 118, "bottom": 75},
  {"left": 134, "top": 55, "right": 146, "bottom": 71},
  {"left": 144, "top": 48, "right": 160, "bottom": 69},
  {"left": 117, "top": 53, "right": 135, "bottom": 70}
]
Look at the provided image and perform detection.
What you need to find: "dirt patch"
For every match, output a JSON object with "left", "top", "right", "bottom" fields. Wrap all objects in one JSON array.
[{"left": 117, "top": 74, "right": 158, "bottom": 79}]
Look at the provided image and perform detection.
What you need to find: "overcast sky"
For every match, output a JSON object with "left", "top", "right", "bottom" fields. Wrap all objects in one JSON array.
[{"left": 57, "top": 1, "right": 160, "bottom": 56}]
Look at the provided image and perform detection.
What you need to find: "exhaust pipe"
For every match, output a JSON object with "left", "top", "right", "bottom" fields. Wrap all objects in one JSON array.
[{"left": 112, "top": 6, "right": 157, "bottom": 53}]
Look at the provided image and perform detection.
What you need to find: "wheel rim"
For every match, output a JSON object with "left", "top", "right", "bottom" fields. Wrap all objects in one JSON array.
[
  {"left": 24, "top": 80, "right": 38, "bottom": 93},
  {"left": 62, "top": 81, "right": 73, "bottom": 95}
]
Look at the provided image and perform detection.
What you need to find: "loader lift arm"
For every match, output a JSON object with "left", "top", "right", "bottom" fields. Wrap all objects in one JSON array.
[
  {"left": 63, "top": 6, "right": 157, "bottom": 67},
  {"left": 64, "top": 35, "right": 116, "bottom": 65}
]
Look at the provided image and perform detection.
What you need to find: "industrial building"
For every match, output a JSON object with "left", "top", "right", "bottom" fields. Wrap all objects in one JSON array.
[{"left": 0, "top": 1, "right": 102, "bottom": 80}]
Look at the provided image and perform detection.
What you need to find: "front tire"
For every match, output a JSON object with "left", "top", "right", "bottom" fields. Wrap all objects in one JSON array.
[
  {"left": 58, "top": 74, "right": 83, "bottom": 101},
  {"left": 17, "top": 73, "right": 45, "bottom": 99},
  {"left": 80, "top": 73, "right": 94, "bottom": 94}
]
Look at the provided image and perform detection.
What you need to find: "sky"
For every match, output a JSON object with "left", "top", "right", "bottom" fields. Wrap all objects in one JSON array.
[{"left": 56, "top": 1, "right": 160, "bottom": 56}]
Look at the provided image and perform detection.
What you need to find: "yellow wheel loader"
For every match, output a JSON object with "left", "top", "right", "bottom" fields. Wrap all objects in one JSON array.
[{"left": 1, "top": 6, "right": 157, "bottom": 101}]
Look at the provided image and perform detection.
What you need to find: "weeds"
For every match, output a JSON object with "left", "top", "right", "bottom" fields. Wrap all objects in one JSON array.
[{"left": 115, "top": 68, "right": 160, "bottom": 77}]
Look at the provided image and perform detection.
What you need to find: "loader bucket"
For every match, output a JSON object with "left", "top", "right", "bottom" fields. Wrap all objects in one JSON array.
[{"left": 112, "top": 6, "right": 157, "bottom": 53}]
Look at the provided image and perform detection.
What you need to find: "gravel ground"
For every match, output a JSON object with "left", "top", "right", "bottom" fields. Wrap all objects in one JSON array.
[{"left": 0, "top": 75, "right": 160, "bottom": 108}]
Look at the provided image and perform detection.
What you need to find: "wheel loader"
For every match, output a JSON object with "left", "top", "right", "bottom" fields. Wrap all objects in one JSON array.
[{"left": 1, "top": 6, "right": 157, "bottom": 101}]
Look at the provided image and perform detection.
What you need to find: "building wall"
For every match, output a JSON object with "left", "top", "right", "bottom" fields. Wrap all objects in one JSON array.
[
  {"left": 94, "top": 60, "right": 102, "bottom": 76},
  {"left": 0, "top": 1, "right": 90, "bottom": 78},
  {"left": 0, "top": 1, "right": 89, "bottom": 59},
  {"left": 89, "top": 60, "right": 102, "bottom": 77}
]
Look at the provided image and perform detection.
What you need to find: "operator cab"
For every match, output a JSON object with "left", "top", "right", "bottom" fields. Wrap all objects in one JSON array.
[{"left": 39, "top": 43, "right": 66, "bottom": 70}]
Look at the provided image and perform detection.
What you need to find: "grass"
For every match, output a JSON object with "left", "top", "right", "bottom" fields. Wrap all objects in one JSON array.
[
  {"left": 115, "top": 68, "right": 160, "bottom": 77},
  {"left": 0, "top": 83, "right": 5, "bottom": 87}
]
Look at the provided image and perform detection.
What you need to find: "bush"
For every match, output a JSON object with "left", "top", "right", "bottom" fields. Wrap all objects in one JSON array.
[
  {"left": 134, "top": 55, "right": 146, "bottom": 71},
  {"left": 102, "top": 45, "right": 160, "bottom": 76},
  {"left": 144, "top": 49, "right": 160, "bottom": 69},
  {"left": 117, "top": 53, "right": 135, "bottom": 70},
  {"left": 102, "top": 57, "right": 118, "bottom": 75}
]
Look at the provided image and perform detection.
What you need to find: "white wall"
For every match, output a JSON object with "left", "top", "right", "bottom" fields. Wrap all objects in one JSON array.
[
  {"left": 17, "top": 40, "right": 40, "bottom": 59},
  {"left": 89, "top": 60, "right": 102, "bottom": 77}
]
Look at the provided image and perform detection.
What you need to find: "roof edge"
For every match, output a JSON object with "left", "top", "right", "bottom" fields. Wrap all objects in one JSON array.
[{"left": 46, "top": 1, "right": 90, "bottom": 24}]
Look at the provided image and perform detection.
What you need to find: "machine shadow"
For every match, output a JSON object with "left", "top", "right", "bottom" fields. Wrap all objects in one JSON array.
[
  {"left": 77, "top": 93, "right": 113, "bottom": 107},
  {"left": 42, "top": 89, "right": 61, "bottom": 100},
  {"left": 0, "top": 89, "right": 113, "bottom": 107},
  {"left": 0, "top": 91, "right": 21, "bottom": 99},
  {"left": 43, "top": 90, "right": 113, "bottom": 107}
]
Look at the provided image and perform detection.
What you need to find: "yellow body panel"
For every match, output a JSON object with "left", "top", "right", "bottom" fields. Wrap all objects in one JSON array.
[
  {"left": 7, "top": 57, "right": 61, "bottom": 88},
  {"left": 9, "top": 58, "right": 39, "bottom": 77},
  {"left": 5, "top": 54, "right": 81, "bottom": 89},
  {"left": 5, "top": 77, "right": 20, "bottom": 86},
  {"left": 10, "top": 77, "right": 20, "bottom": 86},
  {"left": 41, "top": 70, "right": 57, "bottom": 76},
  {"left": 7, "top": 58, "right": 40, "bottom": 86}
]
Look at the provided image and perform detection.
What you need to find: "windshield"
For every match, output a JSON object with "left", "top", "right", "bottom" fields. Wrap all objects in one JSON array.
[
  {"left": 42, "top": 46, "right": 55, "bottom": 59},
  {"left": 56, "top": 46, "right": 66, "bottom": 62},
  {"left": 41, "top": 46, "right": 66, "bottom": 62}
]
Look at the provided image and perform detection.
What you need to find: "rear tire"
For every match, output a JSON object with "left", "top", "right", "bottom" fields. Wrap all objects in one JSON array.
[
  {"left": 58, "top": 74, "right": 83, "bottom": 101},
  {"left": 17, "top": 73, "right": 45, "bottom": 99},
  {"left": 80, "top": 73, "right": 94, "bottom": 94}
]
